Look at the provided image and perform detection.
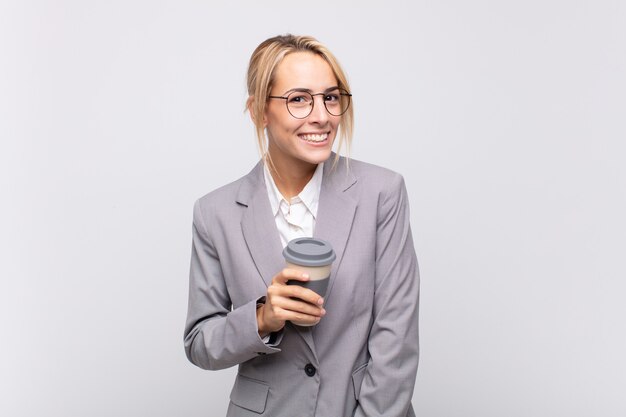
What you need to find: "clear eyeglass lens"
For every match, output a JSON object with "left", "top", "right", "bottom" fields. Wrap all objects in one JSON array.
[
  {"left": 286, "top": 89, "right": 350, "bottom": 118},
  {"left": 287, "top": 92, "right": 313, "bottom": 118},
  {"left": 326, "top": 93, "right": 344, "bottom": 115}
]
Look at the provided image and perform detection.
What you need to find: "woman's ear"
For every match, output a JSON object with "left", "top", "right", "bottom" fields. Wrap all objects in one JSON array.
[{"left": 246, "top": 96, "right": 268, "bottom": 127}]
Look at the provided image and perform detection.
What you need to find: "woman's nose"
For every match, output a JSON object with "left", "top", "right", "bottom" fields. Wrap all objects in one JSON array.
[{"left": 308, "top": 96, "right": 330, "bottom": 124}]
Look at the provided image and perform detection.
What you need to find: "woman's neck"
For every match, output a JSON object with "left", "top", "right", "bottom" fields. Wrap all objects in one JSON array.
[{"left": 267, "top": 157, "right": 317, "bottom": 200}]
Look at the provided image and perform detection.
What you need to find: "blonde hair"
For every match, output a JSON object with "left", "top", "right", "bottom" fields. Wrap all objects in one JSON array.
[{"left": 246, "top": 34, "right": 353, "bottom": 168}]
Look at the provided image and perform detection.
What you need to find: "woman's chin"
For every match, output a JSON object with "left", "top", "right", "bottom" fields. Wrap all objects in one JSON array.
[
  {"left": 298, "top": 138, "right": 334, "bottom": 162},
  {"left": 300, "top": 148, "right": 332, "bottom": 166}
]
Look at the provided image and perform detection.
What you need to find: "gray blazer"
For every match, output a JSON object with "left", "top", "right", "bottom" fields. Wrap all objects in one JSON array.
[{"left": 184, "top": 155, "right": 419, "bottom": 417}]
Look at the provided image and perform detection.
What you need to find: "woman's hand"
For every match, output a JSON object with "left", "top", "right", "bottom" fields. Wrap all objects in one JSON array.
[{"left": 256, "top": 268, "right": 326, "bottom": 336}]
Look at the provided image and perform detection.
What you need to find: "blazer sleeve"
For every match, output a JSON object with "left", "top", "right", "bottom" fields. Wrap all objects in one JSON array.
[
  {"left": 354, "top": 174, "right": 420, "bottom": 417},
  {"left": 183, "top": 200, "right": 282, "bottom": 371}
]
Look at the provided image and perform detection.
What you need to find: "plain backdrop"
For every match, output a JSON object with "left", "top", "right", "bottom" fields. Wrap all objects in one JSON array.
[{"left": 1, "top": 1, "right": 625, "bottom": 416}]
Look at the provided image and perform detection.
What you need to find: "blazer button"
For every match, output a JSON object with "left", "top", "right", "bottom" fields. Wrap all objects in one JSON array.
[{"left": 304, "top": 363, "right": 316, "bottom": 377}]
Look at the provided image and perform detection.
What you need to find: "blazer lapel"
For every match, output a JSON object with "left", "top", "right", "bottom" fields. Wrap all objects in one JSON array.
[
  {"left": 238, "top": 161, "right": 284, "bottom": 288},
  {"left": 314, "top": 156, "right": 358, "bottom": 304}
]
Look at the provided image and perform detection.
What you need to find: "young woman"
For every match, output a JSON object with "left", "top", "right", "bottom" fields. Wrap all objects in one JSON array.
[{"left": 184, "top": 34, "right": 420, "bottom": 417}]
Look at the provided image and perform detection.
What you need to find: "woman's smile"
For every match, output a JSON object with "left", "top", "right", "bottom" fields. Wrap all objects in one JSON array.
[{"left": 298, "top": 132, "right": 329, "bottom": 143}]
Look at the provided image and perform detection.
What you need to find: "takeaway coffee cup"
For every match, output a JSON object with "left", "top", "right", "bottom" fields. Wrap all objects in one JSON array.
[{"left": 283, "top": 237, "right": 336, "bottom": 326}]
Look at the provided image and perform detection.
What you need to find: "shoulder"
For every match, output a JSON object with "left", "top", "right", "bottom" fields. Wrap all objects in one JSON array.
[
  {"left": 195, "top": 177, "right": 244, "bottom": 212},
  {"left": 340, "top": 156, "right": 406, "bottom": 196},
  {"left": 193, "top": 164, "right": 261, "bottom": 225},
  {"left": 334, "top": 157, "right": 410, "bottom": 223}
]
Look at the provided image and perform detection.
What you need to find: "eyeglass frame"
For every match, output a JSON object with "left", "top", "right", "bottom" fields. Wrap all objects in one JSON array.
[{"left": 267, "top": 87, "right": 352, "bottom": 119}]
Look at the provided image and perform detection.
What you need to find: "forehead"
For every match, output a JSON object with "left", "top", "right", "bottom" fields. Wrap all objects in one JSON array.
[{"left": 272, "top": 52, "right": 338, "bottom": 93}]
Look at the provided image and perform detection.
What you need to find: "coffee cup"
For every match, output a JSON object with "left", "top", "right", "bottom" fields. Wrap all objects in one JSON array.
[{"left": 283, "top": 237, "right": 336, "bottom": 326}]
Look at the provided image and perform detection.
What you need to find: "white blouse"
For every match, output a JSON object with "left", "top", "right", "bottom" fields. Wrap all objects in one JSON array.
[{"left": 263, "top": 162, "right": 324, "bottom": 247}]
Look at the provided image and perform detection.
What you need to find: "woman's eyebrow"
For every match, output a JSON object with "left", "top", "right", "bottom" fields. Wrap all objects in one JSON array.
[{"left": 282, "top": 86, "right": 340, "bottom": 95}]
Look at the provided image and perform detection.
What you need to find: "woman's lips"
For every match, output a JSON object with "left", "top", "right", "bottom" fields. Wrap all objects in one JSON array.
[{"left": 298, "top": 132, "right": 329, "bottom": 143}]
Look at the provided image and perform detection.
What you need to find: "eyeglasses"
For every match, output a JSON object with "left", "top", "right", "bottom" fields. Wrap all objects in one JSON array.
[{"left": 268, "top": 87, "right": 352, "bottom": 119}]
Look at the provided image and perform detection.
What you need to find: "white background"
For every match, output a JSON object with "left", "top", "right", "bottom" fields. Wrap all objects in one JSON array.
[{"left": 1, "top": 1, "right": 625, "bottom": 416}]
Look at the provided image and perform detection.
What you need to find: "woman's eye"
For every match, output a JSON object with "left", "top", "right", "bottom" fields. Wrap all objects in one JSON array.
[
  {"left": 325, "top": 94, "right": 340, "bottom": 102},
  {"left": 289, "top": 94, "right": 309, "bottom": 103}
]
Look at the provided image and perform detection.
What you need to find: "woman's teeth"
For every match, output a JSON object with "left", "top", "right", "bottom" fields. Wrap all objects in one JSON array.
[{"left": 299, "top": 133, "right": 328, "bottom": 142}]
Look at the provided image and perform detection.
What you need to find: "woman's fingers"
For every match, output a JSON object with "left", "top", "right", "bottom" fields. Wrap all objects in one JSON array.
[
  {"left": 272, "top": 307, "right": 322, "bottom": 326},
  {"left": 271, "top": 296, "right": 326, "bottom": 318},
  {"left": 272, "top": 268, "right": 309, "bottom": 284},
  {"left": 259, "top": 268, "right": 326, "bottom": 333},
  {"left": 269, "top": 282, "right": 323, "bottom": 307},
  {"left": 265, "top": 293, "right": 325, "bottom": 328},
  {"left": 270, "top": 269, "right": 324, "bottom": 306}
]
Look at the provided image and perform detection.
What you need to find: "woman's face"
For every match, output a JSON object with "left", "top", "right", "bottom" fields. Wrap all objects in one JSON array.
[{"left": 264, "top": 52, "right": 341, "bottom": 172}]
